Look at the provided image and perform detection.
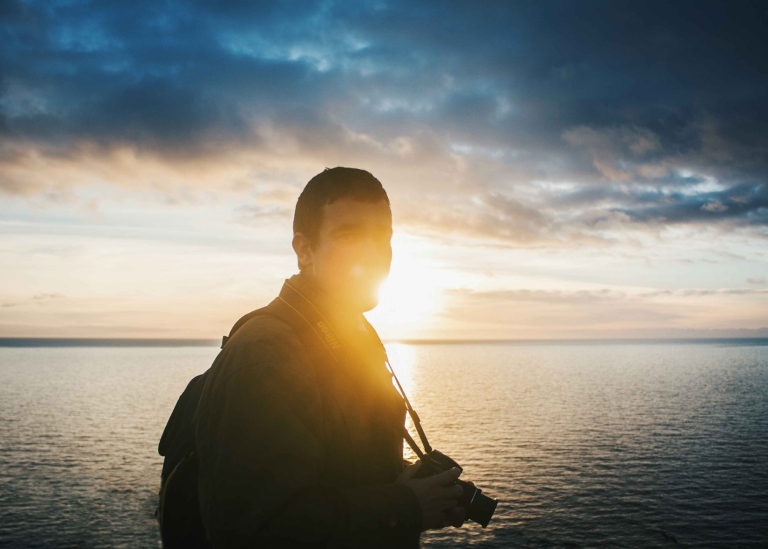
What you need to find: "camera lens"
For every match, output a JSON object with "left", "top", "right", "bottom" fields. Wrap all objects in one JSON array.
[
  {"left": 456, "top": 479, "right": 497, "bottom": 528},
  {"left": 468, "top": 491, "right": 498, "bottom": 528}
]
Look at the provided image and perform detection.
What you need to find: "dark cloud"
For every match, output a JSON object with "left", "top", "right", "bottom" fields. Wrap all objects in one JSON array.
[
  {"left": 610, "top": 183, "right": 768, "bottom": 226},
  {"left": 2, "top": 0, "right": 767, "bottom": 241}
]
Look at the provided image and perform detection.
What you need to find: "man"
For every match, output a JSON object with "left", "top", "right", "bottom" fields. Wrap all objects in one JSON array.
[{"left": 192, "top": 167, "right": 465, "bottom": 548}]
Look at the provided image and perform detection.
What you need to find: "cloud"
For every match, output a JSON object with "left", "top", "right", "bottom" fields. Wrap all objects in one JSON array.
[
  {"left": 2, "top": 292, "right": 66, "bottom": 308},
  {"left": 435, "top": 285, "right": 768, "bottom": 338},
  {"left": 562, "top": 125, "right": 662, "bottom": 182},
  {"left": 440, "top": 287, "right": 686, "bottom": 329},
  {"left": 608, "top": 182, "right": 768, "bottom": 227},
  {"left": 396, "top": 189, "right": 555, "bottom": 245},
  {"left": 2, "top": 0, "right": 768, "bottom": 245},
  {"left": 446, "top": 288, "right": 619, "bottom": 304},
  {"left": 32, "top": 292, "right": 65, "bottom": 300},
  {"left": 639, "top": 288, "right": 768, "bottom": 298},
  {"left": 447, "top": 287, "right": 768, "bottom": 303}
]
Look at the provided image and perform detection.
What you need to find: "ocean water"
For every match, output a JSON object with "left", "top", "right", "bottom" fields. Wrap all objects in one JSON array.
[{"left": 0, "top": 340, "right": 766, "bottom": 548}]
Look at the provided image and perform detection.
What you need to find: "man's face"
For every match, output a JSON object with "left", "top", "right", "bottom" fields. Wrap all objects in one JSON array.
[{"left": 295, "top": 197, "right": 393, "bottom": 314}]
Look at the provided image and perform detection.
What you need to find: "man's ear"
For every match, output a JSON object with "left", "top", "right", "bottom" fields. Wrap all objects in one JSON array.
[{"left": 292, "top": 232, "right": 313, "bottom": 272}]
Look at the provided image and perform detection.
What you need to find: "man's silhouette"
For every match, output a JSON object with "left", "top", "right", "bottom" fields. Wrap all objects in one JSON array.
[{"left": 192, "top": 167, "right": 464, "bottom": 548}]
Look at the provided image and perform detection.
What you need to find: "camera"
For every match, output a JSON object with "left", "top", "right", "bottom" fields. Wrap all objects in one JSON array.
[{"left": 413, "top": 449, "right": 498, "bottom": 528}]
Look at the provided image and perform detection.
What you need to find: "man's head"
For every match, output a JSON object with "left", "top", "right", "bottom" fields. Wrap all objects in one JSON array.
[{"left": 292, "top": 167, "right": 393, "bottom": 314}]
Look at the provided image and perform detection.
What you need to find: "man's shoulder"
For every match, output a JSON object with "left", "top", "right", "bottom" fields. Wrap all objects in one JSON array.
[
  {"left": 233, "top": 312, "right": 296, "bottom": 342},
  {"left": 196, "top": 312, "right": 318, "bottom": 414},
  {"left": 223, "top": 312, "right": 309, "bottom": 369}
]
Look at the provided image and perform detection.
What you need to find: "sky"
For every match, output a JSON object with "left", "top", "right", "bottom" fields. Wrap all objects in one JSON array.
[{"left": 1, "top": 0, "right": 767, "bottom": 340}]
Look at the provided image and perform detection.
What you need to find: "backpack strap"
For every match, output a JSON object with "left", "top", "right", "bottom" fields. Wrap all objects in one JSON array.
[
  {"left": 220, "top": 306, "right": 271, "bottom": 349},
  {"left": 219, "top": 282, "right": 341, "bottom": 368}
]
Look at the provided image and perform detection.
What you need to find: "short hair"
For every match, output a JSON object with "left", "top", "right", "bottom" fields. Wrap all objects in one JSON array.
[{"left": 293, "top": 167, "right": 390, "bottom": 246}]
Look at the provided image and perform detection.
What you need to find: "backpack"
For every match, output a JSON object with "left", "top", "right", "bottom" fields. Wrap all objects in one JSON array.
[
  {"left": 157, "top": 371, "right": 209, "bottom": 548},
  {"left": 156, "top": 307, "right": 271, "bottom": 548}
]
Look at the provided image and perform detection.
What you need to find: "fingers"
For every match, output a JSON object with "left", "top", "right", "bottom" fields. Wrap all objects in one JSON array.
[
  {"left": 424, "top": 466, "right": 461, "bottom": 487},
  {"left": 396, "top": 460, "right": 422, "bottom": 483},
  {"left": 435, "top": 484, "right": 464, "bottom": 500},
  {"left": 431, "top": 506, "right": 466, "bottom": 530},
  {"left": 447, "top": 506, "right": 466, "bottom": 528},
  {"left": 404, "top": 466, "right": 467, "bottom": 532},
  {"left": 438, "top": 499, "right": 458, "bottom": 511},
  {"left": 418, "top": 492, "right": 462, "bottom": 530}
]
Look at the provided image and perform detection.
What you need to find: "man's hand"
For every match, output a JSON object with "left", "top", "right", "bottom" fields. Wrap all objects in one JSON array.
[{"left": 397, "top": 461, "right": 466, "bottom": 531}]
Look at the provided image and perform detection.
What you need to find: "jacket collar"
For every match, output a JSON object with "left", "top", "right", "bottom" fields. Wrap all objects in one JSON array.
[{"left": 278, "top": 274, "right": 386, "bottom": 364}]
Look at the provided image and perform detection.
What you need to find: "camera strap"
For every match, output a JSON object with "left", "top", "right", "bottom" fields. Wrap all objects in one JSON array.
[{"left": 384, "top": 359, "right": 433, "bottom": 459}]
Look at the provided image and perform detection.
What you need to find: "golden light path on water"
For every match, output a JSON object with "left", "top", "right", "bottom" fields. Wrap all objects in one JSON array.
[{"left": 383, "top": 342, "right": 421, "bottom": 462}]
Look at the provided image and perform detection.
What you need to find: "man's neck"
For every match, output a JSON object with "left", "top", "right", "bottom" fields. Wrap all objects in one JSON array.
[{"left": 291, "top": 273, "right": 368, "bottom": 337}]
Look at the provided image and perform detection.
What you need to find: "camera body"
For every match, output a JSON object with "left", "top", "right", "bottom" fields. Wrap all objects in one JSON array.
[{"left": 412, "top": 450, "right": 498, "bottom": 528}]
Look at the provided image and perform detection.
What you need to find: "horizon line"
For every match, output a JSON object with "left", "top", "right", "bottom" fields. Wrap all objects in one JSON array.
[{"left": 1, "top": 336, "right": 768, "bottom": 348}]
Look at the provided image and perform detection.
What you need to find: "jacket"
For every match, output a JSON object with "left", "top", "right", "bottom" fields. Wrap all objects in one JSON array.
[{"left": 192, "top": 274, "right": 423, "bottom": 548}]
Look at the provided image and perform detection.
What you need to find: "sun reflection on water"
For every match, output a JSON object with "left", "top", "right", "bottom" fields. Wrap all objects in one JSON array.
[
  {"left": 384, "top": 342, "right": 416, "bottom": 396},
  {"left": 383, "top": 342, "right": 421, "bottom": 461}
]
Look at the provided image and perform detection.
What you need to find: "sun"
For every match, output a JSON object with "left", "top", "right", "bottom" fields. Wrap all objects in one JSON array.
[{"left": 365, "top": 235, "right": 444, "bottom": 339}]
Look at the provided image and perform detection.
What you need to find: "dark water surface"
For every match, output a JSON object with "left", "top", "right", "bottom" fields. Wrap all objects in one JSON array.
[{"left": 1, "top": 341, "right": 766, "bottom": 548}]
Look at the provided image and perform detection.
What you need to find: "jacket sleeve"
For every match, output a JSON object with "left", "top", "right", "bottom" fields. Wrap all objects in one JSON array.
[{"left": 193, "top": 327, "right": 422, "bottom": 548}]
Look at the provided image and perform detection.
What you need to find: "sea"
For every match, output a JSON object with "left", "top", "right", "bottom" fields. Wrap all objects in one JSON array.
[{"left": 1, "top": 339, "right": 766, "bottom": 548}]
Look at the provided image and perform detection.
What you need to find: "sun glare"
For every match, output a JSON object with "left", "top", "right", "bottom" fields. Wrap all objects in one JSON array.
[{"left": 366, "top": 235, "right": 444, "bottom": 338}]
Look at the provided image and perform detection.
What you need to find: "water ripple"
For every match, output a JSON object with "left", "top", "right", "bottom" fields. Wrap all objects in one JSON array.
[{"left": 1, "top": 342, "right": 766, "bottom": 548}]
